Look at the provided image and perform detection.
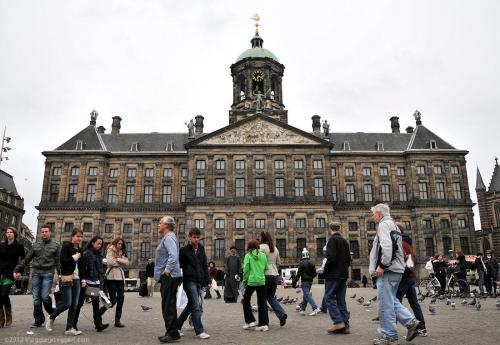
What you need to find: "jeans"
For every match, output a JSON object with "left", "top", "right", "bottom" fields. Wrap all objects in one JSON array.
[
  {"left": 102, "top": 280, "right": 124, "bottom": 322},
  {"left": 31, "top": 272, "right": 54, "bottom": 325},
  {"left": 396, "top": 276, "right": 425, "bottom": 329},
  {"left": 177, "top": 281, "right": 204, "bottom": 335},
  {"left": 50, "top": 279, "right": 80, "bottom": 330},
  {"left": 325, "top": 278, "right": 349, "bottom": 326},
  {"left": 242, "top": 284, "right": 268, "bottom": 326},
  {"left": 478, "top": 271, "right": 486, "bottom": 295},
  {"left": 377, "top": 271, "right": 415, "bottom": 339},
  {"left": 74, "top": 284, "right": 103, "bottom": 329},
  {"left": 299, "top": 281, "right": 318, "bottom": 311},
  {"left": 160, "top": 275, "right": 182, "bottom": 337},
  {"left": 265, "top": 275, "right": 286, "bottom": 320}
]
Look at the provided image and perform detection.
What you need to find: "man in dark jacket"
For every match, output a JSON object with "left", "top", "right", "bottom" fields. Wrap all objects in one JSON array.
[
  {"left": 475, "top": 253, "right": 488, "bottom": 296},
  {"left": 176, "top": 228, "right": 211, "bottom": 339},
  {"left": 294, "top": 248, "right": 319, "bottom": 315},
  {"left": 324, "top": 222, "right": 351, "bottom": 334},
  {"left": 145, "top": 258, "right": 155, "bottom": 297},
  {"left": 485, "top": 250, "right": 498, "bottom": 296}
]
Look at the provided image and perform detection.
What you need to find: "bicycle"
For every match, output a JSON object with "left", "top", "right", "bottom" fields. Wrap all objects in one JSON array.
[{"left": 418, "top": 267, "right": 469, "bottom": 298}]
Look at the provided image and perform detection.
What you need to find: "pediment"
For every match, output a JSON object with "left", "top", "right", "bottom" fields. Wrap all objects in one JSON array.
[{"left": 196, "top": 116, "right": 326, "bottom": 146}]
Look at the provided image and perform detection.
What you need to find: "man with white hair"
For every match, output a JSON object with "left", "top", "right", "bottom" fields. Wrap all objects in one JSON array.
[
  {"left": 155, "top": 216, "right": 182, "bottom": 343},
  {"left": 369, "top": 204, "right": 420, "bottom": 345}
]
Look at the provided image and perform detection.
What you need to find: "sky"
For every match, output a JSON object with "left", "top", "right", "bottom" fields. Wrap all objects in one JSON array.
[{"left": 0, "top": 0, "right": 498, "bottom": 232}]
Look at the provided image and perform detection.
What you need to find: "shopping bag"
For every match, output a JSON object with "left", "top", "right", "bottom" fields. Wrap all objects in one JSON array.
[{"left": 176, "top": 284, "right": 188, "bottom": 310}]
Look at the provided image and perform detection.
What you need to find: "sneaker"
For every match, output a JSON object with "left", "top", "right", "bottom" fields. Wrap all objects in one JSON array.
[
  {"left": 373, "top": 337, "right": 400, "bottom": 345},
  {"left": 309, "top": 309, "right": 320, "bottom": 316},
  {"left": 30, "top": 323, "right": 43, "bottom": 328},
  {"left": 295, "top": 305, "right": 301, "bottom": 311},
  {"left": 255, "top": 325, "right": 269, "bottom": 332},
  {"left": 178, "top": 330, "right": 184, "bottom": 337},
  {"left": 417, "top": 329, "right": 428, "bottom": 337},
  {"left": 243, "top": 322, "right": 256, "bottom": 329},
  {"left": 298, "top": 310, "right": 305, "bottom": 315},
  {"left": 406, "top": 319, "right": 421, "bottom": 342},
  {"left": 197, "top": 332, "right": 210, "bottom": 339},
  {"left": 45, "top": 319, "right": 54, "bottom": 332},
  {"left": 65, "top": 328, "right": 82, "bottom": 336}
]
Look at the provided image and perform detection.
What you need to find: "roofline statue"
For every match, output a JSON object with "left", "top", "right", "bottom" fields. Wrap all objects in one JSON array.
[{"left": 185, "top": 119, "right": 195, "bottom": 138}]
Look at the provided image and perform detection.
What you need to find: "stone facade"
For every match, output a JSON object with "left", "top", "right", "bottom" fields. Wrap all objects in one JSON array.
[
  {"left": 476, "top": 159, "right": 500, "bottom": 253},
  {"left": 0, "top": 169, "right": 24, "bottom": 235}
]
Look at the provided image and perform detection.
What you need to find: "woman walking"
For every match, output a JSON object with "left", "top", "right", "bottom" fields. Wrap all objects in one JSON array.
[
  {"left": 46, "top": 229, "right": 83, "bottom": 335},
  {"left": 102, "top": 238, "right": 128, "bottom": 327},
  {"left": 259, "top": 232, "right": 287, "bottom": 327},
  {"left": 242, "top": 239, "right": 269, "bottom": 331},
  {"left": 0, "top": 227, "right": 25, "bottom": 327},
  {"left": 74, "top": 236, "right": 109, "bottom": 332}
]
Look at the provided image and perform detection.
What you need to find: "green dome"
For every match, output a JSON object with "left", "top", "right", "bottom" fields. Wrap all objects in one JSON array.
[{"left": 236, "top": 47, "right": 278, "bottom": 62}]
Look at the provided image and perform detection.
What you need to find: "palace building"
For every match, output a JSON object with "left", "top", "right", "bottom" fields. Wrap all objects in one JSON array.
[
  {"left": 476, "top": 158, "right": 500, "bottom": 253},
  {"left": 37, "top": 25, "right": 477, "bottom": 279}
]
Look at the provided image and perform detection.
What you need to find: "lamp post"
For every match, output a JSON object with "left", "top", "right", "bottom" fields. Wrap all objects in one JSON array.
[{"left": 0, "top": 126, "right": 11, "bottom": 165}]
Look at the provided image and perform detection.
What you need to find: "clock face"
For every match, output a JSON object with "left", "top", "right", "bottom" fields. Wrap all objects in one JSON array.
[{"left": 252, "top": 70, "right": 264, "bottom": 82}]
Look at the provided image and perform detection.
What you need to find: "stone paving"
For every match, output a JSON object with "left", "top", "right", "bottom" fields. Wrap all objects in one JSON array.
[{"left": 1, "top": 286, "right": 499, "bottom": 345}]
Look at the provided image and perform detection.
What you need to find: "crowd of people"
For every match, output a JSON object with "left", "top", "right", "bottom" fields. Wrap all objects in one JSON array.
[{"left": 0, "top": 205, "right": 499, "bottom": 345}]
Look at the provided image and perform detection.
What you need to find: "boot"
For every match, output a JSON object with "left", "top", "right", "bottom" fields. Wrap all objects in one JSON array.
[
  {"left": 4, "top": 307, "right": 12, "bottom": 327},
  {"left": 0, "top": 306, "right": 4, "bottom": 328},
  {"left": 215, "top": 290, "right": 221, "bottom": 299}
]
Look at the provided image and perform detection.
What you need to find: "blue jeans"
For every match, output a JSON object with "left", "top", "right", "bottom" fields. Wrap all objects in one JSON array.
[
  {"left": 299, "top": 281, "right": 317, "bottom": 311},
  {"left": 478, "top": 271, "right": 486, "bottom": 295},
  {"left": 50, "top": 279, "right": 80, "bottom": 330},
  {"left": 31, "top": 272, "right": 54, "bottom": 325},
  {"left": 396, "top": 276, "right": 425, "bottom": 329},
  {"left": 377, "top": 271, "right": 415, "bottom": 339},
  {"left": 325, "top": 278, "right": 349, "bottom": 326},
  {"left": 265, "top": 275, "right": 286, "bottom": 320},
  {"left": 177, "top": 281, "right": 204, "bottom": 335}
]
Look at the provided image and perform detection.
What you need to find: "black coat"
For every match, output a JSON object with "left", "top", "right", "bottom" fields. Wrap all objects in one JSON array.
[
  {"left": 324, "top": 233, "right": 351, "bottom": 279},
  {"left": 296, "top": 258, "right": 317, "bottom": 283},
  {"left": 80, "top": 248, "right": 103, "bottom": 281},
  {"left": 179, "top": 243, "right": 210, "bottom": 286},
  {"left": 146, "top": 262, "right": 155, "bottom": 278},
  {"left": 0, "top": 240, "right": 25, "bottom": 280},
  {"left": 59, "top": 242, "right": 82, "bottom": 276}
]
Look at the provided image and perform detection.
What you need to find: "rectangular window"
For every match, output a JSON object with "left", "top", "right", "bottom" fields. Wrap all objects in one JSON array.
[
  {"left": 140, "top": 242, "right": 151, "bottom": 261},
  {"left": 235, "top": 219, "right": 245, "bottom": 230},
  {"left": 46, "top": 222, "right": 55, "bottom": 231},
  {"left": 397, "top": 167, "right": 405, "bottom": 176},
  {"left": 451, "top": 165, "right": 459, "bottom": 175},
  {"left": 416, "top": 166, "right": 426, "bottom": 175},
  {"left": 104, "top": 224, "right": 114, "bottom": 233},
  {"left": 274, "top": 160, "right": 284, "bottom": 169},
  {"left": 294, "top": 160, "right": 304, "bottom": 169},
  {"left": 255, "top": 219, "right": 265, "bottom": 229},
  {"left": 127, "top": 168, "right": 136, "bottom": 178},
  {"left": 88, "top": 167, "right": 98, "bottom": 176},
  {"left": 275, "top": 178, "right": 285, "bottom": 197},
  {"left": 215, "top": 178, "right": 225, "bottom": 197},
  {"left": 346, "top": 184, "right": 355, "bottom": 202},
  {"left": 52, "top": 167, "right": 61, "bottom": 176},
  {"left": 296, "top": 218, "right": 306, "bottom": 228},
  {"left": 163, "top": 168, "right": 172, "bottom": 177},
  {"left": 348, "top": 222, "right": 358, "bottom": 232},
  {"left": 235, "top": 239, "right": 245, "bottom": 258},
  {"left": 196, "top": 160, "right": 206, "bottom": 170},
  {"left": 457, "top": 219, "right": 466, "bottom": 228},
  {"left": 330, "top": 167, "right": 337, "bottom": 176},
  {"left": 345, "top": 167, "right": 354, "bottom": 177},
  {"left": 214, "top": 239, "right": 225, "bottom": 259},
  {"left": 364, "top": 184, "right": 373, "bottom": 202},
  {"left": 452, "top": 183, "right": 462, "bottom": 199},
  {"left": 235, "top": 160, "right": 245, "bottom": 170},
  {"left": 443, "top": 236, "right": 452, "bottom": 254},
  {"left": 68, "top": 184, "right": 77, "bottom": 202},
  {"left": 423, "top": 219, "right": 433, "bottom": 229},
  {"left": 381, "top": 184, "right": 390, "bottom": 202},
  {"left": 296, "top": 238, "right": 306, "bottom": 258},
  {"left": 83, "top": 222, "right": 92, "bottom": 233},
  {"left": 255, "top": 178, "right": 265, "bottom": 197},
  {"left": 316, "top": 238, "right": 326, "bottom": 258},
  {"left": 181, "top": 185, "right": 187, "bottom": 202},
  {"left": 332, "top": 184, "right": 338, "bottom": 201},
  {"left": 441, "top": 219, "right": 450, "bottom": 229},
  {"left": 295, "top": 178, "right": 304, "bottom": 197},
  {"left": 64, "top": 223, "right": 74, "bottom": 233},
  {"left": 313, "top": 159, "right": 323, "bottom": 169},
  {"left": 235, "top": 178, "right": 245, "bottom": 197},
  {"left": 399, "top": 184, "right": 408, "bottom": 201},
  {"left": 181, "top": 168, "right": 188, "bottom": 177},
  {"left": 125, "top": 185, "right": 135, "bottom": 203},
  {"left": 315, "top": 218, "right": 326, "bottom": 228},
  {"left": 367, "top": 221, "right": 376, "bottom": 231},
  {"left": 275, "top": 219, "right": 285, "bottom": 229},
  {"left": 107, "top": 185, "right": 117, "bottom": 203},
  {"left": 362, "top": 167, "right": 371, "bottom": 177},
  {"left": 215, "top": 160, "right": 225, "bottom": 170},
  {"left": 379, "top": 167, "right": 389, "bottom": 177},
  {"left": 141, "top": 224, "right": 151, "bottom": 233},
  {"left": 314, "top": 178, "right": 324, "bottom": 196},
  {"left": 178, "top": 224, "right": 186, "bottom": 234},
  {"left": 196, "top": 178, "right": 205, "bottom": 198},
  {"left": 70, "top": 166, "right": 80, "bottom": 176},
  {"left": 255, "top": 160, "right": 264, "bottom": 170},
  {"left": 109, "top": 168, "right": 118, "bottom": 178},
  {"left": 49, "top": 184, "right": 59, "bottom": 202},
  {"left": 123, "top": 223, "right": 133, "bottom": 233},
  {"left": 276, "top": 239, "right": 287, "bottom": 258},
  {"left": 433, "top": 166, "right": 443, "bottom": 175},
  {"left": 350, "top": 240, "right": 360, "bottom": 259},
  {"left": 162, "top": 185, "right": 172, "bottom": 203},
  {"left": 425, "top": 238, "right": 435, "bottom": 258},
  {"left": 145, "top": 168, "right": 154, "bottom": 177},
  {"left": 144, "top": 185, "right": 153, "bottom": 203},
  {"left": 86, "top": 184, "right": 96, "bottom": 202},
  {"left": 403, "top": 221, "right": 411, "bottom": 230},
  {"left": 215, "top": 219, "right": 225, "bottom": 229},
  {"left": 194, "top": 219, "right": 205, "bottom": 229},
  {"left": 436, "top": 182, "right": 445, "bottom": 199},
  {"left": 418, "top": 183, "right": 428, "bottom": 200}
]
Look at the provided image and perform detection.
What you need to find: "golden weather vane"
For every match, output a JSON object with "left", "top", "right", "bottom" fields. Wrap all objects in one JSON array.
[{"left": 250, "top": 13, "right": 260, "bottom": 34}]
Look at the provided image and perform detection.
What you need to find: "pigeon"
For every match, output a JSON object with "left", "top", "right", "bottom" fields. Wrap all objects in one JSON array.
[
  {"left": 468, "top": 297, "right": 476, "bottom": 306},
  {"left": 428, "top": 305, "right": 436, "bottom": 314},
  {"left": 290, "top": 298, "right": 298, "bottom": 304},
  {"left": 282, "top": 296, "right": 290, "bottom": 304},
  {"left": 475, "top": 302, "right": 481, "bottom": 311},
  {"left": 371, "top": 296, "right": 377, "bottom": 302},
  {"left": 430, "top": 296, "right": 437, "bottom": 304},
  {"left": 451, "top": 301, "right": 456, "bottom": 310},
  {"left": 357, "top": 297, "right": 365, "bottom": 304},
  {"left": 363, "top": 300, "right": 371, "bottom": 307},
  {"left": 496, "top": 300, "right": 500, "bottom": 309},
  {"left": 141, "top": 305, "right": 152, "bottom": 311},
  {"left": 350, "top": 294, "right": 356, "bottom": 299},
  {"left": 461, "top": 299, "right": 468, "bottom": 305},
  {"left": 446, "top": 298, "right": 451, "bottom": 306}
]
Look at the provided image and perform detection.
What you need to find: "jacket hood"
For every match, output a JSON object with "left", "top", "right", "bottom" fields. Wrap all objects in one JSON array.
[
  {"left": 402, "top": 234, "right": 412, "bottom": 245},
  {"left": 250, "top": 249, "right": 260, "bottom": 259}
]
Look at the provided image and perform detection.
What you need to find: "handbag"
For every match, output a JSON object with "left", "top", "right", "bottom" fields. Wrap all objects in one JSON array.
[
  {"left": 60, "top": 275, "right": 73, "bottom": 287},
  {"left": 85, "top": 286, "right": 100, "bottom": 297}
]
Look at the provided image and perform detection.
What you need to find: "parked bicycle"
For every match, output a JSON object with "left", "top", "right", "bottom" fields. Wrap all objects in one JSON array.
[{"left": 418, "top": 267, "right": 469, "bottom": 298}]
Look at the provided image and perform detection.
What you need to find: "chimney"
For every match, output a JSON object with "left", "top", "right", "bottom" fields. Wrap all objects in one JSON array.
[
  {"left": 111, "top": 116, "right": 122, "bottom": 135},
  {"left": 97, "top": 126, "right": 106, "bottom": 134},
  {"left": 195, "top": 115, "right": 204, "bottom": 135},
  {"left": 390, "top": 116, "right": 400, "bottom": 133},
  {"left": 406, "top": 126, "right": 414, "bottom": 134},
  {"left": 311, "top": 115, "right": 321, "bottom": 134}
]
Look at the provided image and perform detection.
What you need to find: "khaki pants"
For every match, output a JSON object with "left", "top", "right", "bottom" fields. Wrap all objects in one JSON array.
[{"left": 147, "top": 277, "right": 154, "bottom": 297}]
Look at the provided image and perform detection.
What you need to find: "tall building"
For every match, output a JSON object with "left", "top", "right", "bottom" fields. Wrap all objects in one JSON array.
[
  {"left": 476, "top": 158, "right": 500, "bottom": 252},
  {"left": 37, "top": 25, "right": 476, "bottom": 279},
  {"left": 0, "top": 169, "right": 25, "bottom": 234}
]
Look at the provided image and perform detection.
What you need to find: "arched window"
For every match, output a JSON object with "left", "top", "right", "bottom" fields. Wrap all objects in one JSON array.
[{"left": 239, "top": 77, "right": 246, "bottom": 100}]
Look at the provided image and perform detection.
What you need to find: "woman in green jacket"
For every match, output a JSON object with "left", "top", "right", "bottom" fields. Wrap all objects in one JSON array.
[{"left": 242, "top": 239, "right": 269, "bottom": 331}]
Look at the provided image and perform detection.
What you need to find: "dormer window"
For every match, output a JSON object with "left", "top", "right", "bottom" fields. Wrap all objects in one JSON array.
[
  {"left": 376, "top": 141, "right": 384, "bottom": 151},
  {"left": 75, "top": 140, "right": 83, "bottom": 150},
  {"left": 429, "top": 140, "right": 437, "bottom": 149},
  {"left": 130, "top": 142, "right": 139, "bottom": 152},
  {"left": 165, "top": 142, "right": 174, "bottom": 152},
  {"left": 342, "top": 141, "right": 350, "bottom": 151}
]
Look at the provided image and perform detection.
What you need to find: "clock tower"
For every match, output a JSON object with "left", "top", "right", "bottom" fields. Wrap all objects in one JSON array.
[{"left": 229, "top": 19, "right": 288, "bottom": 124}]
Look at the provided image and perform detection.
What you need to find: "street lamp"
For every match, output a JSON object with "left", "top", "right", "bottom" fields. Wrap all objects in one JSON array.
[{"left": 0, "top": 126, "right": 11, "bottom": 165}]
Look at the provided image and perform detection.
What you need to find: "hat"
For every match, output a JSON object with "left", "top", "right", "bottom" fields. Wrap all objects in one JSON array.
[
  {"left": 329, "top": 222, "right": 341, "bottom": 231},
  {"left": 301, "top": 248, "right": 310, "bottom": 259}
]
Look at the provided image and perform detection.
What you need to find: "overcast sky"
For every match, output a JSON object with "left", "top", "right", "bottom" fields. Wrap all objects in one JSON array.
[{"left": 1, "top": 0, "right": 498, "bottom": 232}]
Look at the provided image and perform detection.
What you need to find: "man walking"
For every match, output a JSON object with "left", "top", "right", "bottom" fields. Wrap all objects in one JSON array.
[
  {"left": 145, "top": 258, "right": 155, "bottom": 297},
  {"left": 324, "top": 222, "right": 351, "bottom": 334},
  {"left": 155, "top": 216, "right": 182, "bottom": 343},
  {"left": 294, "top": 248, "right": 320, "bottom": 315},
  {"left": 369, "top": 204, "right": 420, "bottom": 345},
  {"left": 176, "top": 228, "right": 211, "bottom": 339},
  {"left": 14, "top": 225, "right": 60, "bottom": 328}
]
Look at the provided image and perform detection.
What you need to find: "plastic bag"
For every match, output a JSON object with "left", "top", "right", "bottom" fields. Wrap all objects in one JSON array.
[
  {"left": 425, "top": 260, "right": 434, "bottom": 273},
  {"left": 176, "top": 284, "right": 188, "bottom": 310},
  {"left": 406, "top": 254, "right": 415, "bottom": 271}
]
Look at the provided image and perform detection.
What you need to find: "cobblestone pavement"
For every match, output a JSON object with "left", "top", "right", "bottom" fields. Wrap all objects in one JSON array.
[{"left": 1, "top": 286, "right": 499, "bottom": 345}]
